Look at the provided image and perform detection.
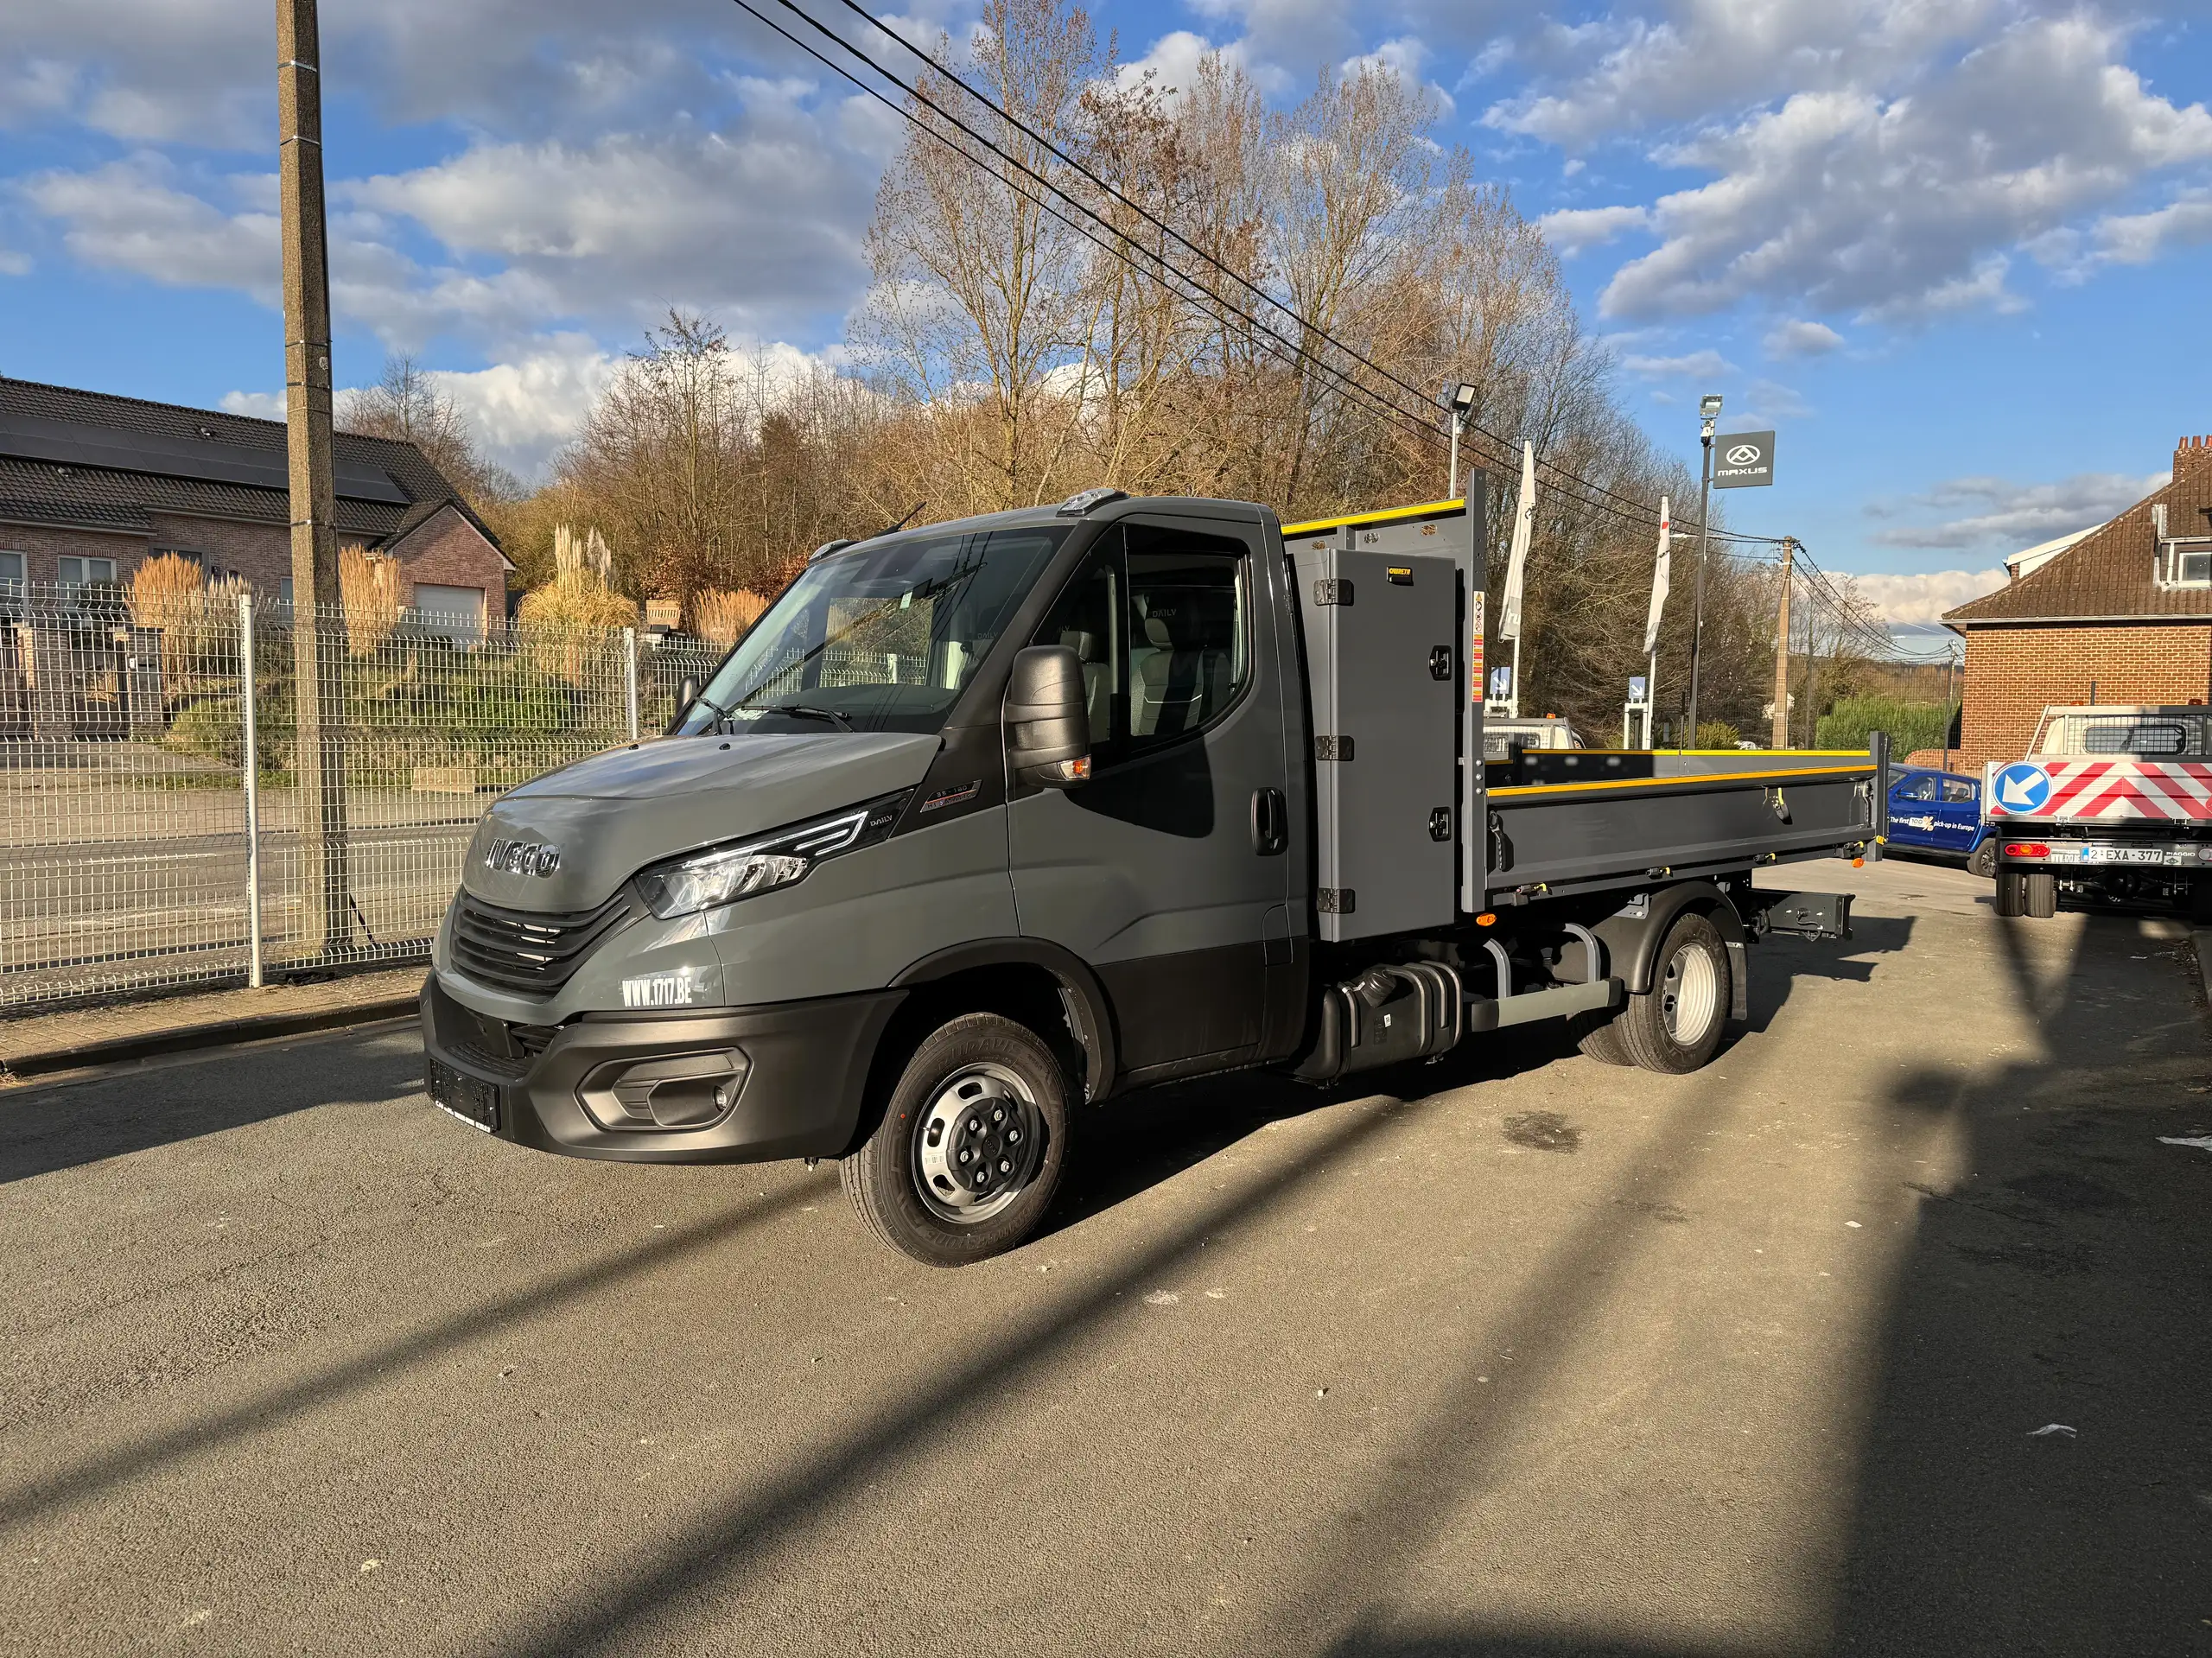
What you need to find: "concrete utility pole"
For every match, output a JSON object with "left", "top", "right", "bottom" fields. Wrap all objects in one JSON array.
[
  {"left": 277, "top": 0, "right": 350, "bottom": 956},
  {"left": 1771, "top": 536, "right": 1795, "bottom": 749},
  {"left": 1686, "top": 394, "right": 1719, "bottom": 742}
]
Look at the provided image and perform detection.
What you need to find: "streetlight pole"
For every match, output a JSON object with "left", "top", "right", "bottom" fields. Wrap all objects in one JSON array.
[
  {"left": 1686, "top": 394, "right": 1719, "bottom": 742},
  {"left": 1440, "top": 381, "right": 1476, "bottom": 499}
]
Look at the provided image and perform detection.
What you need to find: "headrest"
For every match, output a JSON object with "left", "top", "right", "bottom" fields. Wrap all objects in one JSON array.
[
  {"left": 1145, "top": 615, "right": 1173, "bottom": 647},
  {"left": 1058, "top": 628, "right": 1097, "bottom": 658}
]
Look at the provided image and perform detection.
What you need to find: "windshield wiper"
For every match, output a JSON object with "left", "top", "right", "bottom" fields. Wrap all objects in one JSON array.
[{"left": 750, "top": 702, "right": 853, "bottom": 732}]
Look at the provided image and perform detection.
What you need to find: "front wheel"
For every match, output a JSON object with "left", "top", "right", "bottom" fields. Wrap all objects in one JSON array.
[
  {"left": 1967, "top": 838, "right": 1996, "bottom": 880},
  {"left": 1619, "top": 911, "right": 1732, "bottom": 1075},
  {"left": 842, "top": 1013, "right": 1071, "bottom": 1267}
]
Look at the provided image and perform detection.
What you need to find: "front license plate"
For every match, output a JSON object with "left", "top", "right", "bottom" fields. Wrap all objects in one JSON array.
[{"left": 427, "top": 1057, "right": 499, "bottom": 1134}]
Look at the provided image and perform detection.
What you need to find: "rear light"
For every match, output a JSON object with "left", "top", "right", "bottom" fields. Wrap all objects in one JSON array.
[{"left": 2003, "top": 842, "right": 2050, "bottom": 859}]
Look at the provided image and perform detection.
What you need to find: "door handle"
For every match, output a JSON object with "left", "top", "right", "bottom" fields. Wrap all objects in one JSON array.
[{"left": 1250, "top": 787, "right": 1287, "bottom": 854}]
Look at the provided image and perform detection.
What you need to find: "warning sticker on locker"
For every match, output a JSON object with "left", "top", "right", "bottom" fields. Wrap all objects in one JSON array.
[{"left": 1469, "top": 592, "right": 1485, "bottom": 699}]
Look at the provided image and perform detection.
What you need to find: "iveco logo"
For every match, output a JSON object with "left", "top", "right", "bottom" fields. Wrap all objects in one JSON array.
[
  {"left": 485, "top": 838, "right": 562, "bottom": 877},
  {"left": 1725, "top": 443, "right": 1764, "bottom": 466}
]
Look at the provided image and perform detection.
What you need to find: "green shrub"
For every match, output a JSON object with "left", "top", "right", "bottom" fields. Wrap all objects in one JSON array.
[{"left": 1815, "top": 696, "right": 1957, "bottom": 755}]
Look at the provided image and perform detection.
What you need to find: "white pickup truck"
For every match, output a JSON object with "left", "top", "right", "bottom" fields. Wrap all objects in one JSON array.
[{"left": 1985, "top": 704, "right": 2212, "bottom": 921}]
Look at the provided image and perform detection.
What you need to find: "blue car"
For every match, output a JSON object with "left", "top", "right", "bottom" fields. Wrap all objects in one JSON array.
[{"left": 1885, "top": 767, "right": 1997, "bottom": 877}]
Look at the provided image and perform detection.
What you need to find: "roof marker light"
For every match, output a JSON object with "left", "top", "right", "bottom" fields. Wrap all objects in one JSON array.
[{"left": 1057, "top": 486, "right": 1128, "bottom": 517}]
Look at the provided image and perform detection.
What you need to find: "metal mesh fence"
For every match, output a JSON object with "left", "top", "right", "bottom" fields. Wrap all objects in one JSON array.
[{"left": 0, "top": 581, "right": 721, "bottom": 1008}]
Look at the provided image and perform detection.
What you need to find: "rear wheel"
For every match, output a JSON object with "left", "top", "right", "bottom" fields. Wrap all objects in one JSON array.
[
  {"left": 1569, "top": 1007, "right": 1634, "bottom": 1066},
  {"left": 2191, "top": 875, "right": 2212, "bottom": 926},
  {"left": 1619, "top": 912, "right": 1732, "bottom": 1075},
  {"left": 1967, "top": 838, "right": 1997, "bottom": 880},
  {"left": 2024, "top": 870, "right": 2058, "bottom": 919},
  {"left": 842, "top": 1013, "right": 1071, "bottom": 1267}
]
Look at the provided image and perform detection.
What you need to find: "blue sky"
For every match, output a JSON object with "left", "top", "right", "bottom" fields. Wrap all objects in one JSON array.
[{"left": 3, "top": 1, "right": 2209, "bottom": 624}]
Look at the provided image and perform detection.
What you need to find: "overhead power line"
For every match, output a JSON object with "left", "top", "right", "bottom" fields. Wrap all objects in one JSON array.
[
  {"left": 732, "top": 0, "right": 1819, "bottom": 563},
  {"left": 751, "top": 0, "right": 1783, "bottom": 544},
  {"left": 817, "top": 0, "right": 1697, "bottom": 534}
]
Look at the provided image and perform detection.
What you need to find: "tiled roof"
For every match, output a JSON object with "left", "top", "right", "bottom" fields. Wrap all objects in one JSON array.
[
  {"left": 1947, "top": 441, "right": 2212, "bottom": 625},
  {"left": 0, "top": 377, "right": 498, "bottom": 551}
]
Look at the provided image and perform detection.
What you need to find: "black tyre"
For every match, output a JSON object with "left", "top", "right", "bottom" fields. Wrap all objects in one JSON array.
[
  {"left": 1619, "top": 912, "right": 1732, "bottom": 1075},
  {"left": 1994, "top": 868, "right": 2026, "bottom": 917},
  {"left": 1967, "top": 838, "right": 1996, "bottom": 880},
  {"left": 842, "top": 1013, "right": 1071, "bottom": 1267},
  {"left": 1568, "top": 1007, "right": 1635, "bottom": 1066},
  {"left": 2024, "top": 870, "right": 2058, "bottom": 919},
  {"left": 2191, "top": 876, "right": 2212, "bottom": 926}
]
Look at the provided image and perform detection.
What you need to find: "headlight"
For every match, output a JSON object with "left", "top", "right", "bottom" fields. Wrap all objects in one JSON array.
[{"left": 632, "top": 791, "right": 909, "bottom": 918}]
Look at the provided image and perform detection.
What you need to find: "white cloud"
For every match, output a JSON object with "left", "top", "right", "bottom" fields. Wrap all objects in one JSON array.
[
  {"left": 1846, "top": 568, "right": 2008, "bottom": 626},
  {"left": 1486, "top": 1, "right": 1999, "bottom": 152},
  {"left": 20, "top": 94, "right": 882, "bottom": 351},
  {"left": 18, "top": 155, "right": 280, "bottom": 301},
  {"left": 226, "top": 335, "right": 842, "bottom": 480},
  {"left": 1764, "top": 319, "right": 1843, "bottom": 359},
  {"left": 1497, "top": 10, "right": 2212, "bottom": 323},
  {"left": 341, "top": 119, "right": 877, "bottom": 340},
  {"left": 1620, "top": 348, "right": 1732, "bottom": 379},
  {"left": 218, "top": 390, "right": 286, "bottom": 422},
  {"left": 2084, "top": 190, "right": 2212, "bottom": 269},
  {"left": 1119, "top": 32, "right": 1240, "bottom": 101},
  {"left": 1185, "top": 0, "right": 1363, "bottom": 79},
  {"left": 1868, "top": 470, "right": 2168, "bottom": 551},
  {"left": 1743, "top": 378, "right": 1812, "bottom": 421},
  {"left": 1537, "top": 203, "right": 1649, "bottom": 255}
]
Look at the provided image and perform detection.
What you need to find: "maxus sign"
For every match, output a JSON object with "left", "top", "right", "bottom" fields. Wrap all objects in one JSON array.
[{"left": 1713, "top": 430, "right": 1777, "bottom": 489}]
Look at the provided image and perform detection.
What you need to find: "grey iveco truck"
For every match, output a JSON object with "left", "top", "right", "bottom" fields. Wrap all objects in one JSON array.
[{"left": 423, "top": 489, "right": 1882, "bottom": 1264}]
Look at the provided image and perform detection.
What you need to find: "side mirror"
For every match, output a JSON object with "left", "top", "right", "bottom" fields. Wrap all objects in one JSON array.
[
  {"left": 1004, "top": 645, "right": 1091, "bottom": 787},
  {"left": 671, "top": 676, "right": 702, "bottom": 734}
]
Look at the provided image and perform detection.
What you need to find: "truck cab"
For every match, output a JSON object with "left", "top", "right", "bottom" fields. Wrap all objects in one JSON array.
[{"left": 423, "top": 490, "right": 1879, "bottom": 1265}]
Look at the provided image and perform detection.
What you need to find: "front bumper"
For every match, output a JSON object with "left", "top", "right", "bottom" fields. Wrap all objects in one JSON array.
[{"left": 419, "top": 972, "right": 907, "bottom": 1164}]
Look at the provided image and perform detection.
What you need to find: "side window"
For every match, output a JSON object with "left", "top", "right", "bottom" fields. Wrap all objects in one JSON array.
[
  {"left": 1895, "top": 774, "right": 1938, "bottom": 801},
  {"left": 1122, "top": 522, "right": 1249, "bottom": 752},
  {"left": 0, "top": 551, "right": 22, "bottom": 594},
  {"left": 1941, "top": 778, "right": 1976, "bottom": 804},
  {"left": 1033, "top": 551, "right": 1123, "bottom": 756}
]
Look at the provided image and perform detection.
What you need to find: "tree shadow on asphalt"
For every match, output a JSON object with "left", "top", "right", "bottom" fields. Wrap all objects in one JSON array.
[
  {"left": 1046, "top": 1022, "right": 1572, "bottom": 1241},
  {"left": 0, "top": 1026, "right": 425, "bottom": 1185},
  {"left": 1739, "top": 915, "right": 1916, "bottom": 1035},
  {"left": 1298, "top": 912, "right": 2212, "bottom": 1655}
]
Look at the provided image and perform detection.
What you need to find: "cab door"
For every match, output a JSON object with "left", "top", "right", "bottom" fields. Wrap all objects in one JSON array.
[
  {"left": 1931, "top": 774, "right": 1981, "bottom": 854},
  {"left": 1886, "top": 772, "right": 1941, "bottom": 849},
  {"left": 1006, "top": 513, "right": 1299, "bottom": 1082}
]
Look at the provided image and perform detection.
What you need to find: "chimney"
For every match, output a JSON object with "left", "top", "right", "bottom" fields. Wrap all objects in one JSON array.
[{"left": 2177, "top": 434, "right": 2212, "bottom": 478}]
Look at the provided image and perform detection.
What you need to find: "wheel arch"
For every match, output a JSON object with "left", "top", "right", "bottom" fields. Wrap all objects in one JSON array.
[
  {"left": 1592, "top": 880, "right": 1750, "bottom": 1020},
  {"left": 888, "top": 938, "right": 1119, "bottom": 1105}
]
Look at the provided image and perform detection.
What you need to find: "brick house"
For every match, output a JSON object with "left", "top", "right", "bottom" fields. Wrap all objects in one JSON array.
[
  {"left": 0, "top": 377, "right": 511, "bottom": 638},
  {"left": 1942, "top": 435, "right": 2212, "bottom": 768}
]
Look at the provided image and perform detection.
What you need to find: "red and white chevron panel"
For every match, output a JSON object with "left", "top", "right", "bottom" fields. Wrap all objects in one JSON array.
[{"left": 2030, "top": 760, "right": 2212, "bottom": 822}]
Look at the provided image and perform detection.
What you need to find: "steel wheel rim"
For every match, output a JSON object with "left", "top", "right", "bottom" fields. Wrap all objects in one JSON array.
[
  {"left": 1660, "top": 941, "right": 1719, "bottom": 1045},
  {"left": 912, "top": 1062, "right": 1044, "bottom": 1224}
]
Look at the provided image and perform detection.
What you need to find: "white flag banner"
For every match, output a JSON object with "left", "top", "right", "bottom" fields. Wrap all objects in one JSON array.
[
  {"left": 1643, "top": 496, "right": 1671, "bottom": 658},
  {"left": 1498, "top": 440, "right": 1535, "bottom": 642}
]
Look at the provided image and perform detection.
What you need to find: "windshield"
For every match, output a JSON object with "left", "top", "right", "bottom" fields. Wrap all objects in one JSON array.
[{"left": 677, "top": 525, "right": 1069, "bottom": 737}]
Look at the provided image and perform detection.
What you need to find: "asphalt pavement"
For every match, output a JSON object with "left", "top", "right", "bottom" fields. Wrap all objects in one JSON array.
[{"left": 2, "top": 858, "right": 2207, "bottom": 1656}]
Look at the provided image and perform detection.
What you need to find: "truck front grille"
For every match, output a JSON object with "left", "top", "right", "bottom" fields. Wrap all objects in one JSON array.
[{"left": 452, "top": 890, "right": 637, "bottom": 996}]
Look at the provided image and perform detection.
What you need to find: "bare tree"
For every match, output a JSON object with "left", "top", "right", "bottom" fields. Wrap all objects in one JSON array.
[{"left": 339, "top": 355, "right": 517, "bottom": 510}]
